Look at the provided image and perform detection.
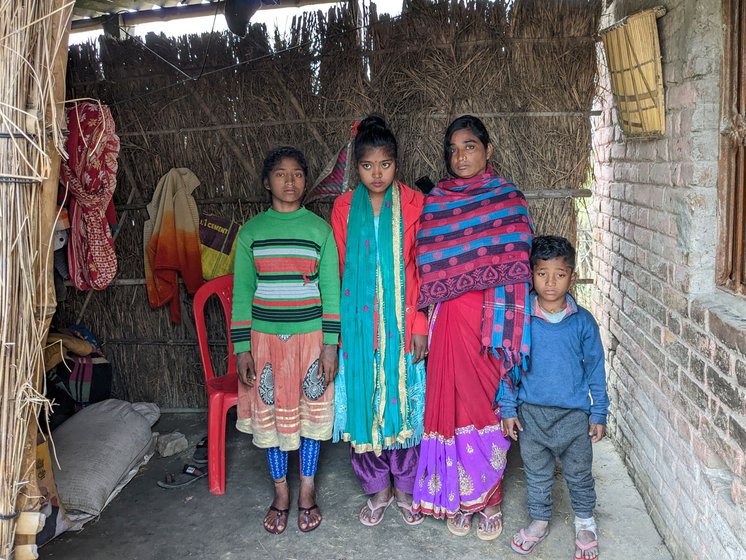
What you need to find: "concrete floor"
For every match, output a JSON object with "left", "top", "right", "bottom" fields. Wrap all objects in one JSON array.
[{"left": 43, "top": 412, "right": 672, "bottom": 560}]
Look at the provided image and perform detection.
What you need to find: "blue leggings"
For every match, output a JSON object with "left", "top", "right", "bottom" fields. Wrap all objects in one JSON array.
[{"left": 265, "top": 437, "right": 320, "bottom": 480}]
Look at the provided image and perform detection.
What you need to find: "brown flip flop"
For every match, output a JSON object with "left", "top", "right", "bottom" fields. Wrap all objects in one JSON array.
[
  {"left": 297, "top": 504, "right": 322, "bottom": 532},
  {"left": 264, "top": 505, "right": 289, "bottom": 534}
]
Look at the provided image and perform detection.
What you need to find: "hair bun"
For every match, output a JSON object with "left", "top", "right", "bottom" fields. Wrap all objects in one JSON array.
[{"left": 357, "top": 114, "right": 388, "bottom": 134}]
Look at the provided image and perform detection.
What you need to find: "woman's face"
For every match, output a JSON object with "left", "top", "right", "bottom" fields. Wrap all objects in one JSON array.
[
  {"left": 264, "top": 157, "right": 306, "bottom": 212},
  {"left": 448, "top": 127, "right": 493, "bottom": 179},
  {"left": 357, "top": 146, "right": 396, "bottom": 197}
]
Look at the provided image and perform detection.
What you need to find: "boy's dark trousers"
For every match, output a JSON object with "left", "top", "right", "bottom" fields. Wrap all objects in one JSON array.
[{"left": 517, "top": 403, "right": 596, "bottom": 521}]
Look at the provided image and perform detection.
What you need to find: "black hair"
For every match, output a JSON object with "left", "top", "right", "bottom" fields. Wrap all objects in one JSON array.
[
  {"left": 261, "top": 145, "right": 308, "bottom": 184},
  {"left": 443, "top": 115, "right": 491, "bottom": 176},
  {"left": 530, "top": 235, "right": 576, "bottom": 270},
  {"left": 354, "top": 114, "right": 398, "bottom": 162}
]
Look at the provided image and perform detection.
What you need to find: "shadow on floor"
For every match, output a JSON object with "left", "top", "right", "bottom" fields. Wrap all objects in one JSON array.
[{"left": 42, "top": 411, "right": 671, "bottom": 560}]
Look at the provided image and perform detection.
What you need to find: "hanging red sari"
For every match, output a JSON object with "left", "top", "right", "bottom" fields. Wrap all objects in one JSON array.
[{"left": 60, "top": 102, "right": 120, "bottom": 291}]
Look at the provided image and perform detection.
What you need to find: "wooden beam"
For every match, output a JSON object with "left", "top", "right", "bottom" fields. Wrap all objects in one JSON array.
[
  {"left": 71, "top": 0, "right": 340, "bottom": 32},
  {"left": 114, "top": 189, "right": 592, "bottom": 211},
  {"left": 116, "top": 112, "right": 602, "bottom": 138}
]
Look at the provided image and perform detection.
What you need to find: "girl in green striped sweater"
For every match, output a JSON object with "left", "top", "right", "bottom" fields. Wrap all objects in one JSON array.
[{"left": 231, "top": 146, "right": 340, "bottom": 534}]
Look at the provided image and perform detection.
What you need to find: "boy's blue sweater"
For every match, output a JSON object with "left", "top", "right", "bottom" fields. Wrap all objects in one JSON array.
[{"left": 499, "top": 294, "right": 609, "bottom": 425}]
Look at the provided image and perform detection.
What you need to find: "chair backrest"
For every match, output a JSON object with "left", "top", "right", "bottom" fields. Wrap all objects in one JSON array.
[{"left": 193, "top": 274, "right": 236, "bottom": 383}]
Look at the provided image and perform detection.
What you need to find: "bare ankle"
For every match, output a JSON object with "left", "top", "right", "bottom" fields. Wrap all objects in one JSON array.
[
  {"left": 523, "top": 519, "right": 549, "bottom": 537},
  {"left": 373, "top": 486, "right": 393, "bottom": 501}
]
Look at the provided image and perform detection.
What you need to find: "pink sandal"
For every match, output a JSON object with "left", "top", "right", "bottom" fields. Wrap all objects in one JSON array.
[
  {"left": 396, "top": 501, "right": 425, "bottom": 526},
  {"left": 359, "top": 496, "right": 394, "bottom": 527},
  {"left": 573, "top": 537, "right": 599, "bottom": 560},
  {"left": 446, "top": 511, "right": 473, "bottom": 536},
  {"left": 511, "top": 528, "right": 550, "bottom": 555},
  {"left": 476, "top": 509, "right": 503, "bottom": 541}
]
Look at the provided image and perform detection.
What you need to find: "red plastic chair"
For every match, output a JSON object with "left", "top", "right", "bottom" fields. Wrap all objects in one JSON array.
[{"left": 193, "top": 274, "right": 239, "bottom": 495}]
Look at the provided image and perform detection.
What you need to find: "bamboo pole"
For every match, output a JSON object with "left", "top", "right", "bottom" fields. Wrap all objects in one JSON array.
[
  {"left": 116, "top": 112, "right": 603, "bottom": 137},
  {"left": 1, "top": 1, "right": 73, "bottom": 557}
]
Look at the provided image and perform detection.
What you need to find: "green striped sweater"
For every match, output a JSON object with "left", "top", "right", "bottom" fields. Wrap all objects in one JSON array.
[{"left": 230, "top": 207, "right": 341, "bottom": 353}]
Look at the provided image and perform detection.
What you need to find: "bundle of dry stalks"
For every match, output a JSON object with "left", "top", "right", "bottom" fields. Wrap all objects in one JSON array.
[
  {"left": 0, "top": 1, "right": 72, "bottom": 556},
  {"left": 62, "top": 0, "right": 600, "bottom": 408}
]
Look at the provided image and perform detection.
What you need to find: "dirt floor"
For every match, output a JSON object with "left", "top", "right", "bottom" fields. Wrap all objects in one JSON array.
[{"left": 42, "top": 411, "right": 672, "bottom": 560}]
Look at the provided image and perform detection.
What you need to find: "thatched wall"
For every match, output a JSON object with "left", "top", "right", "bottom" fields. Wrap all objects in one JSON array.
[{"left": 61, "top": 0, "right": 601, "bottom": 407}]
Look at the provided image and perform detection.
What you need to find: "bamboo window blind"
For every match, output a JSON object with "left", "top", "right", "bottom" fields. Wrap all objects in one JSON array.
[
  {"left": 719, "top": 0, "right": 746, "bottom": 294},
  {"left": 600, "top": 7, "right": 666, "bottom": 138}
]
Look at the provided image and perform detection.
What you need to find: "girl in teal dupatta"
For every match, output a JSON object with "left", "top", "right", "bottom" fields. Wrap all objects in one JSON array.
[{"left": 331, "top": 116, "right": 428, "bottom": 527}]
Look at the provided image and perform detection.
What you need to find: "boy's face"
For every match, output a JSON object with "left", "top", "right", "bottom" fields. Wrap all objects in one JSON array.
[{"left": 532, "top": 257, "right": 576, "bottom": 312}]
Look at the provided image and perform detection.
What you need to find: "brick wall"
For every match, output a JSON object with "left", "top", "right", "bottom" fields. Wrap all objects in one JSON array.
[{"left": 592, "top": 1, "right": 746, "bottom": 558}]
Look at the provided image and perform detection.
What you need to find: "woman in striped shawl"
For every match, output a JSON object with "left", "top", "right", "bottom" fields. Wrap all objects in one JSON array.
[{"left": 412, "top": 116, "right": 534, "bottom": 541}]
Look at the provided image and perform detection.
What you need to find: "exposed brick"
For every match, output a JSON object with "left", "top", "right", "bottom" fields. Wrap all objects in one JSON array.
[
  {"left": 591, "top": 22, "right": 740, "bottom": 559},
  {"left": 634, "top": 429, "right": 660, "bottom": 470},
  {"left": 667, "top": 81, "right": 697, "bottom": 109},
  {"left": 716, "top": 477, "right": 746, "bottom": 536},
  {"left": 666, "top": 311, "right": 682, "bottom": 336},
  {"left": 682, "top": 323, "right": 714, "bottom": 358},
  {"left": 649, "top": 163, "right": 673, "bottom": 186},
  {"left": 713, "top": 343, "right": 733, "bottom": 375},
  {"left": 633, "top": 268, "right": 653, "bottom": 292},
  {"left": 671, "top": 137, "right": 693, "bottom": 161},
  {"left": 648, "top": 253, "right": 667, "bottom": 280},
  {"left": 681, "top": 375, "right": 709, "bottom": 409},
  {"left": 675, "top": 161, "right": 694, "bottom": 186},
  {"left": 662, "top": 288, "right": 689, "bottom": 316},
  {"left": 729, "top": 416, "right": 746, "bottom": 454},
  {"left": 737, "top": 360, "right": 746, "bottom": 388},
  {"left": 665, "top": 338, "right": 690, "bottom": 367},
  {"left": 648, "top": 276, "right": 663, "bottom": 300},
  {"left": 689, "top": 353, "right": 707, "bottom": 383},
  {"left": 697, "top": 417, "right": 734, "bottom": 470},
  {"left": 707, "top": 367, "right": 743, "bottom": 412},
  {"left": 671, "top": 265, "right": 691, "bottom": 293},
  {"left": 633, "top": 225, "right": 652, "bottom": 249},
  {"left": 651, "top": 323, "right": 663, "bottom": 343},
  {"left": 711, "top": 402, "right": 730, "bottom": 431},
  {"left": 632, "top": 141, "right": 658, "bottom": 162},
  {"left": 640, "top": 326, "right": 661, "bottom": 352},
  {"left": 674, "top": 412, "right": 693, "bottom": 442},
  {"left": 637, "top": 293, "right": 665, "bottom": 323},
  {"left": 708, "top": 307, "right": 746, "bottom": 356},
  {"left": 629, "top": 307, "right": 654, "bottom": 337}
]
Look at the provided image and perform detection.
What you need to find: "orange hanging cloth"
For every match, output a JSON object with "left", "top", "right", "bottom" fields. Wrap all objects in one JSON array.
[
  {"left": 143, "top": 168, "right": 204, "bottom": 323},
  {"left": 61, "top": 102, "right": 120, "bottom": 291}
]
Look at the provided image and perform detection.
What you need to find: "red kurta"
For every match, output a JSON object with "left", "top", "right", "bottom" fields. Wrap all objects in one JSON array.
[{"left": 331, "top": 183, "right": 428, "bottom": 351}]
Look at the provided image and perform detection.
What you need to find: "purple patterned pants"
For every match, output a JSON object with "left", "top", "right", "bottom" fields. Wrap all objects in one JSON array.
[{"left": 350, "top": 446, "right": 420, "bottom": 494}]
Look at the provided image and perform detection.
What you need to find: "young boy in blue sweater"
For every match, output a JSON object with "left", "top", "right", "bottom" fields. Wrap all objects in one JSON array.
[{"left": 499, "top": 236, "right": 609, "bottom": 560}]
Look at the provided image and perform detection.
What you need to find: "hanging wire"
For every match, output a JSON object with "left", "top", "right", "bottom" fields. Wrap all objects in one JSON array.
[{"left": 104, "top": 7, "right": 404, "bottom": 108}]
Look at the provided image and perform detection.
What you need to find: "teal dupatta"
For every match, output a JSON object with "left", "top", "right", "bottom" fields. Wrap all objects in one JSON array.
[{"left": 333, "top": 182, "right": 425, "bottom": 455}]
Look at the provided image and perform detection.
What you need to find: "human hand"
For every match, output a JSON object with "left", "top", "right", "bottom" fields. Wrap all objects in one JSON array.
[
  {"left": 320, "top": 344, "right": 339, "bottom": 386},
  {"left": 237, "top": 352, "right": 256, "bottom": 387},
  {"left": 410, "top": 334, "right": 428, "bottom": 363},
  {"left": 502, "top": 417, "right": 523, "bottom": 441},
  {"left": 589, "top": 423, "right": 606, "bottom": 443}
]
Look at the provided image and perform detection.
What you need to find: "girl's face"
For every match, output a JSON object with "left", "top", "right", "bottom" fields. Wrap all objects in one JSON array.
[
  {"left": 357, "top": 147, "right": 396, "bottom": 198},
  {"left": 264, "top": 157, "right": 306, "bottom": 212},
  {"left": 448, "top": 127, "right": 493, "bottom": 179}
]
